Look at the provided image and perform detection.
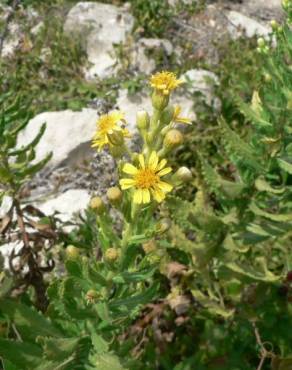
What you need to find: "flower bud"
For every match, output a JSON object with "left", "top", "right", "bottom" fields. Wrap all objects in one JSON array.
[
  {"left": 90, "top": 196, "right": 106, "bottom": 214},
  {"left": 142, "top": 240, "right": 157, "bottom": 254},
  {"left": 66, "top": 245, "right": 79, "bottom": 259},
  {"left": 161, "top": 106, "right": 175, "bottom": 126},
  {"left": 257, "top": 37, "right": 265, "bottom": 48},
  {"left": 164, "top": 129, "right": 183, "bottom": 148},
  {"left": 104, "top": 247, "right": 120, "bottom": 262},
  {"left": 151, "top": 90, "right": 169, "bottom": 111},
  {"left": 270, "top": 19, "right": 279, "bottom": 31},
  {"left": 175, "top": 167, "right": 192, "bottom": 182},
  {"left": 264, "top": 73, "right": 272, "bottom": 82},
  {"left": 109, "top": 145, "right": 126, "bottom": 158},
  {"left": 107, "top": 186, "right": 122, "bottom": 205},
  {"left": 108, "top": 130, "right": 125, "bottom": 146},
  {"left": 282, "top": 0, "right": 290, "bottom": 10},
  {"left": 156, "top": 218, "right": 171, "bottom": 234},
  {"left": 86, "top": 289, "right": 99, "bottom": 303},
  {"left": 136, "top": 110, "right": 150, "bottom": 130}
]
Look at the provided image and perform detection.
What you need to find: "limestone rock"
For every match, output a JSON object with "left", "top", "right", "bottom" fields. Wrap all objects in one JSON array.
[
  {"left": 36, "top": 189, "right": 91, "bottom": 222},
  {"left": 131, "top": 38, "right": 173, "bottom": 74},
  {"left": 226, "top": 11, "right": 271, "bottom": 39},
  {"left": 181, "top": 69, "right": 220, "bottom": 109},
  {"left": 17, "top": 109, "right": 98, "bottom": 168},
  {"left": 64, "top": 2, "right": 134, "bottom": 79}
]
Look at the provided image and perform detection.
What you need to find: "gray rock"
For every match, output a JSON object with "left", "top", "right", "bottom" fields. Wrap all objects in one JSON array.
[
  {"left": 226, "top": 10, "right": 271, "bottom": 39},
  {"left": 181, "top": 69, "right": 220, "bottom": 109},
  {"left": 36, "top": 189, "right": 91, "bottom": 223},
  {"left": 17, "top": 109, "right": 98, "bottom": 168},
  {"left": 131, "top": 38, "right": 173, "bottom": 74},
  {"left": 64, "top": 2, "right": 134, "bottom": 79}
]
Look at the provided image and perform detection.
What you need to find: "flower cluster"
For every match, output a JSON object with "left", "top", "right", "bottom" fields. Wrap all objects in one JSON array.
[{"left": 91, "top": 71, "right": 192, "bottom": 207}]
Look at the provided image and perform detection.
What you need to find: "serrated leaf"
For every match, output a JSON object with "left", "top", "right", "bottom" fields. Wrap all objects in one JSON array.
[
  {"left": 255, "top": 177, "right": 285, "bottom": 194},
  {"left": 0, "top": 299, "right": 61, "bottom": 340},
  {"left": 250, "top": 202, "right": 292, "bottom": 222},
  {"left": 0, "top": 338, "right": 42, "bottom": 369},
  {"left": 224, "top": 261, "right": 279, "bottom": 282},
  {"left": 277, "top": 158, "right": 292, "bottom": 174},
  {"left": 94, "top": 353, "right": 127, "bottom": 370},
  {"left": 37, "top": 336, "right": 80, "bottom": 361}
]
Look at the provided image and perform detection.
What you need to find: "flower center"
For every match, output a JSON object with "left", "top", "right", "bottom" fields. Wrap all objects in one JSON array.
[{"left": 135, "top": 168, "right": 158, "bottom": 189}]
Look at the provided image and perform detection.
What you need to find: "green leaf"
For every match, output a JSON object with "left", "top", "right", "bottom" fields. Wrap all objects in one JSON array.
[
  {"left": 112, "top": 266, "right": 156, "bottom": 284},
  {"left": 109, "top": 282, "right": 159, "bottom": 311},
  {"left": 90, "top": 332, "right": 109, "bottom": 354},
  {"left": 255, "top": 177, "right": 285, "bottom": 194},
  {"left": 94, "top": 353, "right": 127, "bottom": 370},
  {"left": 36, "top": 336, "right": 80, "bottom": 361},
  {"left": 18, "top": 152, "right": 52, "bottom": 178},
  {"left": 219, "top": 117, "right": 265, "bottom": 173},
  {"left": 250, "top": 202, "right": 292, "bottom": 222},
  {"left": 277, "top": 158, "right": 292, "bottom": 174},
  {"left": 191, "top": 289, "right": 234, "bottom": 318},
  {"left": 224, "top": 261, "right": 279, "bottom": 282},
  {"left": 0, "top": 299, "right": 61, "bottom": 340},
  {"left": 0, "top": 338, "right": 42, "bottom": 369},
  {"left": 9, "top": 123, "right": 46, "bottom": 156}
]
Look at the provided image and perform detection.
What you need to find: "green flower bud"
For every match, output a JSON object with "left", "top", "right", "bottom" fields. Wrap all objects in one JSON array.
[
  {"left": 109, "top": 145, "right": 126, "bottom": 158},
  {"left": 151, "top": 90, "right": 169, "bottom": 111},
  {"left": 264, "top": 73, "right": 272, "bottom": 82},
  {"left": 107, "top": 186, "right": 122, "bottom": 205},
  {"left": 142, "top": 240, "right": 157, "bottom": 254},
  {"left": 90, "top": 196, "right": 106, "bottom": 214},
  {"left": 136, "top": 110, "right": 150, "bottom": 130},
  {"left": 282, "top": 0, "right": 290, "bottom": 10},
  {"left": 104, "top": 247, "right": 120, "bottom": 262},
  {"left": 86, "top": 289, "right": 99, "bottom": 303},
  {"left": 161, "top": 106, "right": 175, "bottom": 126},
  {"left": 175, "top": 167, "right": 192, "bottom": 182},
  {"left": 164, "top": 129, "right": 183, "bottom": 149},
  {"left": 156, "top": 218, "right": 171, "bottom": 234},
  {"left": 108, "top": 130, "right": 125, "bottom": 146},
  {"left": 66, "top": 245, "right": 79, "bottom": 259},
  {"left": 257, "top": 37, "right": 265, "bottom": 48},
  {"left": 270, "top": 19, "right": 279, "bottom": 31}
]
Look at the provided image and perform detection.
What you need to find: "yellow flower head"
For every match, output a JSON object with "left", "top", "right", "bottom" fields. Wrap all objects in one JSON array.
[
  {"left": 173, "top": 105, "right": 192, "bottom": 125},
  {"left": 150, "top": 71, "right": 183, "bottom": 96},
  {"left": 119, "top": 152, "right": 173, "bottom": 204},
  {"left": 92, "top": 111, "right": 130, "bottom": 151}
]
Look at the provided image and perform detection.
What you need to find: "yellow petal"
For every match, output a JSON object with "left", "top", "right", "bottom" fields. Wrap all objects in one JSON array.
[
  {"left": 122, "top": 128, "right": 132, "bottom": 138},
  {"left": 119, "top": 178, "right": 135, "bottom": 189},
  {"left": 123, "top": 163, "right": 138, "bottom": 175},
  {"left": 133, "top": 189, "right": 143, "bottom": 204},
  {"left": 138, "top": 154, "right": 145, "bottom": 169},
  {"left": 148, "top": 151, "right": 159, "bottom": 170},
  {"left": 156, "top": 159, "right": 167, "bottom": 171},
  {"left": 152, "top": 188, "right": 165, "bottom": 203},
  {"left": 157, "top": 181, "right": 173, "bottom": 192},
  {"left": 157, "top": 167, "right": 172, "bottom": 176},
  {"left": 177, "top": 117, "right": 192, "bottom": 124},
  {"left": 111, "top": 111, "right": 124, "bottom": 123},
  {"left": 142, "top": 188, "right": 150, "bottom": 203}
]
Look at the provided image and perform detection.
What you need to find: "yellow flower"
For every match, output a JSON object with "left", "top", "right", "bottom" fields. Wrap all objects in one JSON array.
[
  {"left": 119, "top": 152, "right": 173, "bottom": 204},
  {"left": 92, "top": 111, "right": 130, "bottom": 151},
  {"left": 173, "top": 106, "right": 192, "bottom": 124},
  {"left": 150, "top": 71, "right": 183, "bottom": 96}
]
